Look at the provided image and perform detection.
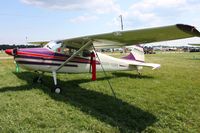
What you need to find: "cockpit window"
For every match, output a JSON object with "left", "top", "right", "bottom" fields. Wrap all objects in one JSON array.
[
  {"left": 45, "top": 41, "right": 62, "bottom": 51},
  {"left": 45, "top": 41, "right": 91, "bottom": 57}
]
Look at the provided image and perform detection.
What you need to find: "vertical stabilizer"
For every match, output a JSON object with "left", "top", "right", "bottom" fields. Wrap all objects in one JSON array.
[{"left": 122, "top": 45, "right": 145, "bottom": 62}]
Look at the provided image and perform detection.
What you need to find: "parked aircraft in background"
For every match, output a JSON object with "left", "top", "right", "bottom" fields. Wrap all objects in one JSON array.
[{"left": 5, "top": 24, "right": 200, "bottom": 93}]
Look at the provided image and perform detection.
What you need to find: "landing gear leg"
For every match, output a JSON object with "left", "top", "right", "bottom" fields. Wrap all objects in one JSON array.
[
  {"left": 52, "top": 71, "right": 61, "bottom": 94},
  {"left": 137, "top": 69, "right": 142, "bottom": 77}
]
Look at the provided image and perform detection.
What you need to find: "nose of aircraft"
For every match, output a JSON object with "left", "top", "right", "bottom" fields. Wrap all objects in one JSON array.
[{"left": 5, "top": 49, "right": 13, "bottom": 56}]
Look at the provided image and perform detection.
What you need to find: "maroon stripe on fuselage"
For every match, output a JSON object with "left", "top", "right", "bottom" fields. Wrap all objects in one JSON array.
[
  {"left": 17, "top": 61, "right": 78, "bottom": 67},
  {"left": 16, "top": 48, "right": 100, "bottom": 64}
]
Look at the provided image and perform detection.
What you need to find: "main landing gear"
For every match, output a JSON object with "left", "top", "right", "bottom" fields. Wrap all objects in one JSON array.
[
  {"left": 33, "top": 71, "right": 62, "bottom": 94},
  {"left": 51, "top": 71, "right": 62, "bottom": 94}
]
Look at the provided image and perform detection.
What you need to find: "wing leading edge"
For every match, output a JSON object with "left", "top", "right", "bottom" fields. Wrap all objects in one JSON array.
[{"left": 30, "top": 24, "right": 200, "bottom": 49}]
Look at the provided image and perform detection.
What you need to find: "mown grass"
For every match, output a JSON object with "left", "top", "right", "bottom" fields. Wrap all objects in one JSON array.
[
  {"left": 0, "top": 52, "right": 9, "bottom": 57},
  {"left": 0, "top": 52, "right": 200, "bottom": 132}
]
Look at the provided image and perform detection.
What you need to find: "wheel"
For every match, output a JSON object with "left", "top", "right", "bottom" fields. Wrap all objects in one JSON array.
[
  {"left": 52, "top": 86, "right": 62, "bottom": 94},
  {"left": 33, "top": 77, "right": 43, "bottom": 84}
]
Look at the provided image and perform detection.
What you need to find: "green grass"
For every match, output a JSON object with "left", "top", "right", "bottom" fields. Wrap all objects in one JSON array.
[
  {"left": 0, "top": 51, "right": 9, "bottom": 57},
  {"left": 0, "top": 52, "right": 200, "bottom": 132}
]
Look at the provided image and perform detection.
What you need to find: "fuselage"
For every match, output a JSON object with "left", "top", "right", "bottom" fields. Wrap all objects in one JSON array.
[{"left": 5, "top": 47, "right": 137, "bottom": 73}]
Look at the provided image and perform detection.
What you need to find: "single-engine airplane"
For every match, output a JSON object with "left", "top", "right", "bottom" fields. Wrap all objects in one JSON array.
[{"left": 5, "top": 24, "right": 200, "bottom": 93}]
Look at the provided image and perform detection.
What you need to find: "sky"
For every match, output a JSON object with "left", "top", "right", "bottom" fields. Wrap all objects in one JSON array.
[{"left": 1, "top": 0, "right": 200, "bottom": 45}]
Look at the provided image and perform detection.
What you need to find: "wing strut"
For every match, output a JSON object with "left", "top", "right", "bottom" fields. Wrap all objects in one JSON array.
[
  {"left": 51, "top": 40, "right": 93, "bottom": 94},
  {"left": 92, "top": 45, "right": 117, "bottom": 99},
  {"left": 56, "top": 40, "right": 93, "bottom": 72}
]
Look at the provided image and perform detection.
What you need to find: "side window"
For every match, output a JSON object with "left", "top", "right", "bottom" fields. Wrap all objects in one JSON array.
[
  {"left": 82, "top": 50, "right": 91, "bottom": 57},
  {"left": 62, "top": 48, "right": 70, "bottom": 55},
  {"left": 57, "top": 45, "right": 78, "bottom": 56},
  {"left": 52, "top": 42, "right": 91, "bottom": 57}
]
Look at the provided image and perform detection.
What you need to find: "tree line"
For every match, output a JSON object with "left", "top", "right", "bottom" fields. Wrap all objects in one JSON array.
[{"left": 0, "top": 44, "right": 39, "bottom": 50}]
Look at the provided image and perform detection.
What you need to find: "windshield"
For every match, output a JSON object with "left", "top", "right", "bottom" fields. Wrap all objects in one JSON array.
[{"left": 44, "top": 41, "right": 62, "bottom": 51}]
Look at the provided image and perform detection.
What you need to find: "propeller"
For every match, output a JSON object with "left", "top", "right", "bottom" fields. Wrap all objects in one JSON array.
[
  {"left": 12, "top": 48, "right": 18, "bottom": 57},
  {"left": 5, "top": 48, "right": 20, "bottom": 72},
  {"left": 5, "top": 48, "right": 18, "bottom": 57}
]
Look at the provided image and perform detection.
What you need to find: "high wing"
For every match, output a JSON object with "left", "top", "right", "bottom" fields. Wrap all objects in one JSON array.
[
  {"left": 29, "top": 41, "right": 49, "bottom": 47},
  {"left": 30, "top": 24, "right": 200, "bottom": 49}
]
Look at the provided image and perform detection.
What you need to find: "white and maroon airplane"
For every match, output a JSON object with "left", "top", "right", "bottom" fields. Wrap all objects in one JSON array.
[{"left": 5, "top": 24, "right": 200, "bottom": 93}]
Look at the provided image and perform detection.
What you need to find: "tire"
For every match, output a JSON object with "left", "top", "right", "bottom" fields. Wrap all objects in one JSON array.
[{"left": 52, "top": 86, "right": 61, "bottom": 94}]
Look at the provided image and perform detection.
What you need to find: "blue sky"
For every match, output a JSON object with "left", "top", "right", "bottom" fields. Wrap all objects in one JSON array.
[{"left": 1, "top": 0, "right": 200, "bottom": 44}]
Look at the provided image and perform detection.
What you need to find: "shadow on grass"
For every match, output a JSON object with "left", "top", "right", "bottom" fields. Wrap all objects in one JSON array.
[
  {"left": 0, "top": 72, "right": 157, "bottom": 132},
  {"left": 112, "top": 72, "right": 154, "bottom": 79},
  {"left": 188, "top": 58, "right": 200, "bottom": 60}
]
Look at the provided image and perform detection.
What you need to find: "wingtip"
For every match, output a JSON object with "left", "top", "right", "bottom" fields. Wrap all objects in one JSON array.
[{"left": 176, "top": 24, "right": 200, "bottom": 37}]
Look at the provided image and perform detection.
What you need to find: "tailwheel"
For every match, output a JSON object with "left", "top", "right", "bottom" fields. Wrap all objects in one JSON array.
[
  {"left": 52, "top": 86, "right": 62, "bottom": 94},
  {"left": 137, "top": 67, "right": 142, "bottom": 76}
]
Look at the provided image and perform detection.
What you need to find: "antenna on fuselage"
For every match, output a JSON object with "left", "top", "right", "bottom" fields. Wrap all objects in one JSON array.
[
  {"left": 25, "top": 36, "right": 28, "bottom": 47},
  {"left": 119, "top": 15, "right": 126, "bottom": 53}
]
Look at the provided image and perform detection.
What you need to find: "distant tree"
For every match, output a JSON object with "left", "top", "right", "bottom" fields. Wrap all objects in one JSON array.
[{"left": 0, "top": 44, "right": 40, "bottom": 50}]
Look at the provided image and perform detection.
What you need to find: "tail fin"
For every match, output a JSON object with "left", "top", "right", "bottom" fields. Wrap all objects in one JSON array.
[{"left": 122, "top": 45, "right": 145, "bottom": 62}]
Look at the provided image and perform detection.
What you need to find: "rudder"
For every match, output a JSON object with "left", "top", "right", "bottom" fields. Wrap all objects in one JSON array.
[{"left": 122, "top": 45, "right": 145, "bottom": 62}]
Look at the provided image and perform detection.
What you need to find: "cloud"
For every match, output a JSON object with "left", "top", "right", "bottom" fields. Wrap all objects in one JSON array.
[
  {"left": 21, "top": 0, "right": 121, "bottom": 14},
  {"left": 69, "top": 14, "right": 98, "bottom": 23},
  {"left": 121, "top": 0, "right": 200, "bottom": 28},
  {"left": 20, "top": 0, "right": 200, "bottom": 29},
  {"left": 130, "top": 0, "right": 187, "bottom": 12}
]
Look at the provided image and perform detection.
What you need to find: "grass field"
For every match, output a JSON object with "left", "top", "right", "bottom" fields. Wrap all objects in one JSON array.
[
  {"left": 0, "top": 52, "right": 200, "bottom": 132},
  {"left": 0, "top": 52, "right": 9, "bottom": 57}
]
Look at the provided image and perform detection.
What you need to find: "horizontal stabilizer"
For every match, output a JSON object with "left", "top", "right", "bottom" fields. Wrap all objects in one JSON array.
[{"left": 129, "top": 62, "right": 161, "bottom": 70}]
